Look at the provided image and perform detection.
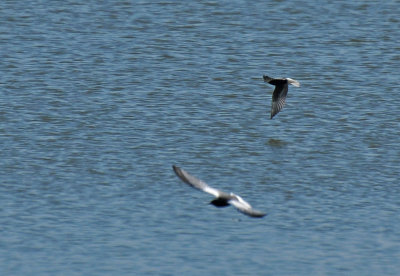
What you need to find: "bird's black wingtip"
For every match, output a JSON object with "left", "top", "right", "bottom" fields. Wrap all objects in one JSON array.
[
  {"left": 248, "top": 211, "right": 267, "bottom": 218},
  {"left": 172, "top": 165, "right": 179, "bottom": 173},
  {"left": 172, "top": 165, "right": 185, "bottom": 182}
]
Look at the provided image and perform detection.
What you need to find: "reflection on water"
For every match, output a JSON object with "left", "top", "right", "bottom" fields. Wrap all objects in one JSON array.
[{"left": 267, "top": 138, "right": 288, "bottom": 148}]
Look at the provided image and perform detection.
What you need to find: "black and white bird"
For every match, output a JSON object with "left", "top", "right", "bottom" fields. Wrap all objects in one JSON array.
[
  {"left": 263, "top": 75, "right": 300, "bottom": 119},
  {"left": 172, "top": 165, "right": 266, "bottom": 218}
]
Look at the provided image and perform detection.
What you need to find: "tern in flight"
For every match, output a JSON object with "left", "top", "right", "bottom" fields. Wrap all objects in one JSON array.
[
  {"left": 263, "top": 75, "right": 300, "bottom": 119},
  {"left": 172, "top": 165, "right": 266, "bottom": 218}
]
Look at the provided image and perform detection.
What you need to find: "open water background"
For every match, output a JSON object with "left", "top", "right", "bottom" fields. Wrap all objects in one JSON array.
[{"left": 1, "top": 0, "right": 399, "bottom": 275}]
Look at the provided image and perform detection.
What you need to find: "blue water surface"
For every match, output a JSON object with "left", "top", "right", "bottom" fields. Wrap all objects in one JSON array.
[{"left": 1, "top": 1, "right": 399, "bottom": 275}]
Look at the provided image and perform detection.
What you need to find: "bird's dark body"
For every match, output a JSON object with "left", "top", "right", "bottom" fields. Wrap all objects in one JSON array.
[
  {"left": 210, "top": 198, "right": 230, "bottom": 207},
  {"left": 267, "top": 78, "right": 287, "bottom": 86}
]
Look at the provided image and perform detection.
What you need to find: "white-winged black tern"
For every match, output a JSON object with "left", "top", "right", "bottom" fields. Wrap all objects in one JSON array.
[
  {"left": 263, "top": 75, "right": 300, "bottom": 119},
  {"left": 173, "top": 165, "right": 266, "bottom": 218}
]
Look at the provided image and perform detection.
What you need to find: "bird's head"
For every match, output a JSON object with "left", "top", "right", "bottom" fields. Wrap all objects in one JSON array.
[{"left": 263, "top": 75, "right": 273, "bottom": 83}]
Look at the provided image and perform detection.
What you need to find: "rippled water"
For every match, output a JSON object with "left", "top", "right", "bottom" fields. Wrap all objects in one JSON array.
[{"left": 1, "top": 1, "right": 399, "bottom": 275}]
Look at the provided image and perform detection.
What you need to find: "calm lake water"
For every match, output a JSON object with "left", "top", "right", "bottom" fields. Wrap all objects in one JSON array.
[{"left": 1, "top": 0, "right": 399, "bottom": 275}]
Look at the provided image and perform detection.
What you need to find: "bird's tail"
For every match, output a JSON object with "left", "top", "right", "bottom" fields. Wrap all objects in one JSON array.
[{"left": 286, "top": 78, "right": 300, "bottom": 87}]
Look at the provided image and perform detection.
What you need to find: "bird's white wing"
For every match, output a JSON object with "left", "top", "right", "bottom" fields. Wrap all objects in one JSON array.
[
  {"left": 229, "top": 195, "right": 266, "bottom": 218},
  {"left": 173, "top": 165, "right": 220, "bottom": 197},
  {"left": 286, "top": 78, "right": 300, "bottom": 87}
]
